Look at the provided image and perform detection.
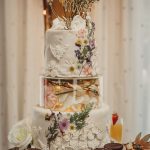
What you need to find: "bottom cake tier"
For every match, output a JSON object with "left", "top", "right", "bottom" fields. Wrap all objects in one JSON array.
[{"left": 32, "top": 104, "right": 110, "bottom": 150}]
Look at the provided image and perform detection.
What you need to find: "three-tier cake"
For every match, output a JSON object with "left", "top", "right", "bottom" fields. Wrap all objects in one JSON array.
[
  {"left": 8, "top": 1, "right": 110, "bottom": 149},
  {"left": 31, "top": 15, "right": 109, "bottom": 149}
]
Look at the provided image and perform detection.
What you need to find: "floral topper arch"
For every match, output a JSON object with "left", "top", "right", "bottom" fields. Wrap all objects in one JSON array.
[{"left": 43, "top": 0, "right": 100, "bottom": 30}]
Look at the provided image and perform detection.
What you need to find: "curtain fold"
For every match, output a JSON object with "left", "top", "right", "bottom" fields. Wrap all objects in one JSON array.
[
  {"left": 94, "top": 0, "right": 150, "bottom": 142},
  {"left": 0, "top": 0, "right": 44, "bottom": 149}
]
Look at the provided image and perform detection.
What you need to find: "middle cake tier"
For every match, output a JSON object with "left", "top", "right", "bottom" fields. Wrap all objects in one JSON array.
[{"left": 40, "top": 76, "right": 103, "bottom": 112}]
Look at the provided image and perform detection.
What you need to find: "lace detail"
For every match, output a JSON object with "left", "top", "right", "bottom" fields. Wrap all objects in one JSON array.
[
  {"left": 33, "top": 125, "right": 108, "bottom": 150},
  {"left": 50, "top": 15, "right": 86, "bottom": 30},
  {"left": 50, "top": 43, "right": 69, "bottom": 60},
  {"left": 46, "top": 60, "right": 59, "bottom": 77},
  {"left": 71, "top": 15, "right": 86, "bottom": 30}
]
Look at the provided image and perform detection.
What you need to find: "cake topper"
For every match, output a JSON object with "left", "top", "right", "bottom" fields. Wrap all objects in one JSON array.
[{"left": 47, "top": 0, "right": 100, "bottom": 29}]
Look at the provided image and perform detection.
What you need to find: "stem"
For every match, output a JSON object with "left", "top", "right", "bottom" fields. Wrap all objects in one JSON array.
[{"left": 79, "top": 62, "right": 86, "bottom": 76}]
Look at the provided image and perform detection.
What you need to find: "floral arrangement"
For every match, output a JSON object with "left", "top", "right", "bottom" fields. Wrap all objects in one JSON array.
[
  {"left": 47, "top": 0, "right": 100, "bottom": 28},
  {"left": 74, "top": 17, "right": 96, "bottom": 76},
  {"left": 45, "top": 103, "right": 93, "bottom": 149},
  {"left": 124, "top": 132, "right": 150, "bottom": 150}
]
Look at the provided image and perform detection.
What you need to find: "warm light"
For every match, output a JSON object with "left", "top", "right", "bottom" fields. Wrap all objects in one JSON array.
[
  {"left": 65, "top": 107, "right": 74, "bottom": 112},
  {"left": 54, "top": 102, "right": 63, "bottom": 110},
  {"left": 54, "top": 85, "right": 62, "bottom": 92},
  {"left": 43, "top": 10, "right": 46, "bottom": 15}
]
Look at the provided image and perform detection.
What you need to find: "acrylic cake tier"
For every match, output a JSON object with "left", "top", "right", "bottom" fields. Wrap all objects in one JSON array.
[{"left": 40, "top": 76, "right": 103, "bottom": 112}]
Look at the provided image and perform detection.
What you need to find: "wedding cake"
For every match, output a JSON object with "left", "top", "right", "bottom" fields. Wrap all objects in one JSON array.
[
  {"left": 31, "top": 15, "right": 109, "bottom": 149},
  {"left": 8, "top": 1, "right": 109, "bottom": 150}
]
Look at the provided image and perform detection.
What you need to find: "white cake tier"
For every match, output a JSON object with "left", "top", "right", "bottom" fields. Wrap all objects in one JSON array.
[
  {"left": 32, "top": 104, "right": 110, "bottom": 150},
  {"left": 44, "top": 29, "right": 99, "bottom": 77}
]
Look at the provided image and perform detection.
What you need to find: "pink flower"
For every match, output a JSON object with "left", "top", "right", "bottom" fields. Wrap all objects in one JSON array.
[
  {"left": 59, "top": 118, "right": 70, "bottom": 132},
  {"left": 77, "top": 29, "right": 86, "bottom": 38},
  {"left": 45, "top": 93, "right": 58, "bottom": 108},
  {"left": 83, "top": 64, "right": 92, "bottom": 75},
  {"left": 44, "top": 84, "right": 59, "bottom": 108}
]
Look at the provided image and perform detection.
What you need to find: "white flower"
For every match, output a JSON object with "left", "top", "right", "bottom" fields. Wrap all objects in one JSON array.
[
  {"left": 70, "top": 140, "right": 78, "bottom": 148},
  {"left": 91, "top": 127, "right": 99, "bottom": 134},
  {"left": 86, "top": 14, "right": 92, "bottom": 21},
  {"left": 71, "top": 15, "right": 86, "bottom": 30},
  {"left": 60, "top": 59, "right": 80, "bottom": 76},
  {"left": 78, "top": 141, "right": 88, "bottom": 149},
  {"left": 87, "top": 131, "right": 94, "bottom": 140},
  {"left": 51, "top": 18, "right": 67, "bottom": 30},
  {"left": 96, "top": 132, "right": 103, "bottom": 140},
  {"left": 8, "top": 119, "right": 32, "bottom": 150},
  {"left": 46, "top": 60, "right": 58, "bottom": 77},
  {"left": 88, "top": 139, "right": 100, "bottom": 149},
  {"left": 79, "top": 132, "right": 87, "bottom": 141},
  {"left": 47, "top": 60, "right": 57, "bottom": 70},
  {"left": 63, "top": 134, "right": 70, "bottom": 142}
]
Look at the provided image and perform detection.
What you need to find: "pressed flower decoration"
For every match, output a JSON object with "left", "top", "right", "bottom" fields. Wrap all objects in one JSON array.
[
  {"left": 45, "top": 103, "right": 93, "bottom": 149},
  {"left": 74, "top": 17, "right": 96, "bottom": 76}
]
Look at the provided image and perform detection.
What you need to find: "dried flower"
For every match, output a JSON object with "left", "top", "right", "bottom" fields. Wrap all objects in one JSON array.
[
  {"left": 59, "top": 118, "right": 70, "bottom": 132},
  {"left": 8, "top": 119, "right": 32, "bottom": 150},
  {"left": 83, "top": 64, "right": 92, "bottom": 75},
  {"left": 69, "top": 123, "right": 76, "bottom": 131},
  {"left": 89, "top": 39, "right": 95, "bottom": 49},
  {"left": 69, "top": 66, "right": 75, "bottom": 73},
  {"left": 75, "top": 39, "right": 82, "bottom": 46},
  {"left": 84, "top": 39, "right": 89, "bottom": 45}
]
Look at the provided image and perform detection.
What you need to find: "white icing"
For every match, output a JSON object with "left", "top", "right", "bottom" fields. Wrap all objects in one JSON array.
[
  {"left": 51, "top": 18, "right": 67, "bottom": 30},
  {"left": 51, "top": 15, "right": 86, "bottom": 31},
  {"left": 50, "top": 43, "right": 68, "bottom": 60},
  {"left": 71, "top": 15, "right": 86, "bottom": 31},
  {"left": 44, "top": 29, "right": 99, "bottom": 77},
  {"left": 32, "top": 104, "right": 110, "bottom": 149}
]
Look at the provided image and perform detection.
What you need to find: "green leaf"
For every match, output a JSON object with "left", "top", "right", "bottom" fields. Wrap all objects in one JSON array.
[{"left": 69, "top": 103, "right": 93, "bottom": 130}]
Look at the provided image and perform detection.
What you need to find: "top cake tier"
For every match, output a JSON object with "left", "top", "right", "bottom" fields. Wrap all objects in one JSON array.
[{"left": 44, "top": 16, "right": 99, "bottom": 77}]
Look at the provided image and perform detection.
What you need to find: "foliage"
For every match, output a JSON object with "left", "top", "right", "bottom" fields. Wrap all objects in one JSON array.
[
  {"left": 45, "top": 113, "right": 59, "bottom": 149},
  {"left": 70, "top": 103, "right": 93, "bottom": 130},
  {"left": 45, "top": 103, "right": 93, "bottom": 149}
]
